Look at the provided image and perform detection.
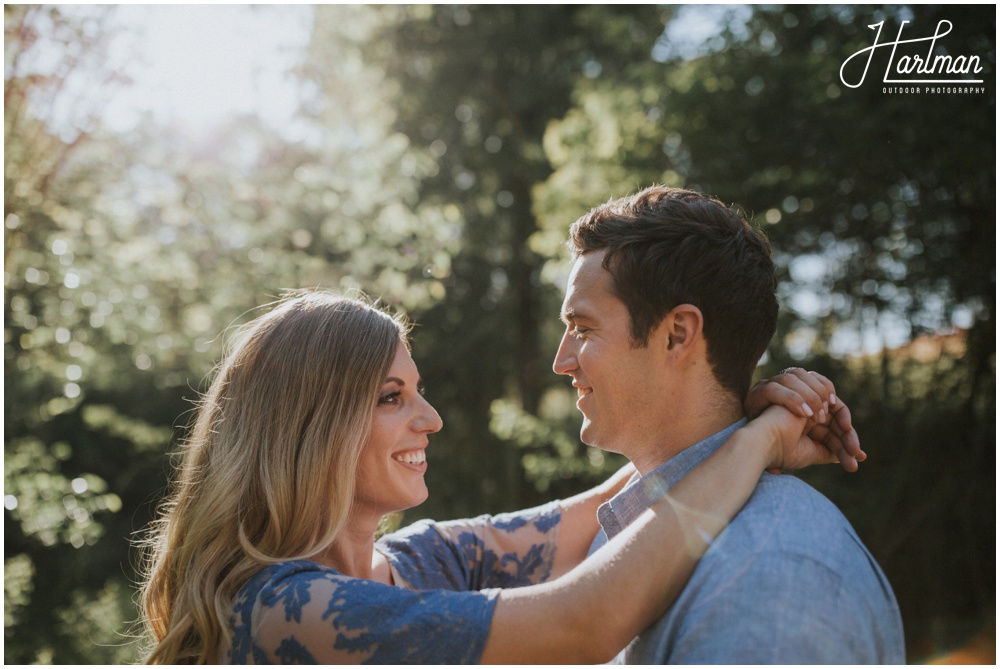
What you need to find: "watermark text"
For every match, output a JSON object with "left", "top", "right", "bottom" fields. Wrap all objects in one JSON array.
[{"left": 840, "top": 20, "right": 984, "bottom": 89}]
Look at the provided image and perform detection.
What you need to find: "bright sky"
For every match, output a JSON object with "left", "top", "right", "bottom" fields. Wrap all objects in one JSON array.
[{"left": 101, "top": 5, "right": 314, "bottom": 133}]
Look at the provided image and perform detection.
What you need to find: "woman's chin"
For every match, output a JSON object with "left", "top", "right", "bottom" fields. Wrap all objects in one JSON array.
[
  {"left": 411, "top": 486, "right": 429, "bottom": 507},
  {"left": 395, "top": 486, "right": 429, "bottom": 513}
]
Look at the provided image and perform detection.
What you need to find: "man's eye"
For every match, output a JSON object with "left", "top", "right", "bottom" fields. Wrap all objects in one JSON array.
[{"left": 571, "top": 327, "right": 590, "bottom": 339}]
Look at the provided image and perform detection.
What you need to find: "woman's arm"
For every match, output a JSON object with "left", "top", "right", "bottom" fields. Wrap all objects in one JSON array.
[
  {"left": 549, "top": 369, "right": 862, "bottom": 580},
  {"left": 549, "top": 462, "right": 634, "bottom": 579},
  {"left": 481, "top": 406, "right": 822, "bottom": 664}
]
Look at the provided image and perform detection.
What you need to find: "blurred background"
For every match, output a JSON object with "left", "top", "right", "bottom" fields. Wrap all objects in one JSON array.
[{"left": 4, "top": 4, "right": 994, "bottom": 663}]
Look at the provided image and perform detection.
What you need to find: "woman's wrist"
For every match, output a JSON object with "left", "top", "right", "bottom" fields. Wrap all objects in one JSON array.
[{"left": 729, "top": 418, "right": 781, "bottom": 473}]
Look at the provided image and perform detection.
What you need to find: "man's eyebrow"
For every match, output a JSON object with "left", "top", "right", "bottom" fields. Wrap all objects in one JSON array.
[{"left": 562, "top": 307, "right": 595, "bottom": 325}]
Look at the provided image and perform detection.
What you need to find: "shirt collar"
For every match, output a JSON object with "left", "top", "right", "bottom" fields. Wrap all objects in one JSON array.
[{"left": 597, "top": 418, "right": 748, "bottom": 540}]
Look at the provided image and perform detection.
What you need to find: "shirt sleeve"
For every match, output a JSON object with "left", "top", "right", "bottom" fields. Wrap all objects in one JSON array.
[
  {"left": 378, "top": 499, "right": 562, "bottom": 591},
  {"left": 226, "top": 561, "right": 498, "bottom": 664}
]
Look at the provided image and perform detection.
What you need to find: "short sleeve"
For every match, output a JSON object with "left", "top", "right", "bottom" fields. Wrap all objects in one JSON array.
[
  {"left": 378, "top": 499, "right": 562, "bottom": 591},
  {"left": 225, "top": 561, "right": 498, "bottom": 664}
]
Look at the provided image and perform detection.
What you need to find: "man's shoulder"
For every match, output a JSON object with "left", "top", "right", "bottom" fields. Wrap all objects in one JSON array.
[
  {"left": 627, "top": 474, "right": 906, "bottom": 664},
  {"left": 688, "top": 471, "right": 900, "bottom": 622},
  {"left": 698, "top": 472, "right": 866, "bottom": 573},
  {"left": 746, "top": 469, "right": 844, "bottom": 515}
]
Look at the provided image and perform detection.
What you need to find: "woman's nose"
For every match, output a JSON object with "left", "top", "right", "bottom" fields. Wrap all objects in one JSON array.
[{"left": 416, "top": 396, "right": 443, "bottom": 434}]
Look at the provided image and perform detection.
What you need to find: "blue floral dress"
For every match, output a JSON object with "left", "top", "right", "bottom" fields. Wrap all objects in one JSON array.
[{"left": 223, "top": 500, "right": 562, "bottom": 664}]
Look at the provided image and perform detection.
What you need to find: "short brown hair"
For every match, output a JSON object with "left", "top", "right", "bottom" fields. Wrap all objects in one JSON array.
[{"left": 568, "top": 185, "right": 778, "bottom": 399}]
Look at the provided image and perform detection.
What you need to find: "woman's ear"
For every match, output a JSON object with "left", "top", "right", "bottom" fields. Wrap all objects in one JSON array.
[{"left": 664, "top": 304, "right": 704, "bottom": 352}]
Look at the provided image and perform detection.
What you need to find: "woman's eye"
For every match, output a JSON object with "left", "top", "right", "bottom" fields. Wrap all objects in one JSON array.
[{"left": 378, "top": 391, "right": 402, "bottom": 406}]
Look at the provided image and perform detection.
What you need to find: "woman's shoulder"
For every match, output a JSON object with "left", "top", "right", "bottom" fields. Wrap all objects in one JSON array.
[
  {"left": 241, "top": 560, "right": 342, "bottom": 611},
  {"left": 225, "top": 560, "right": 343, "bottom": 663},
  {"left": 243, "top": 559, "right": 335, "bottom": 589}
]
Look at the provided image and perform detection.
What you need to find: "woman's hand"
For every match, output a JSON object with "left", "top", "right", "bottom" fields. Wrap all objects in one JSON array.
[
  {"left": 752, "top": 404, "right": 863, "bottom": 473},
  {"left": 745, "top": 368, "right": 865, "bottom": 472}
]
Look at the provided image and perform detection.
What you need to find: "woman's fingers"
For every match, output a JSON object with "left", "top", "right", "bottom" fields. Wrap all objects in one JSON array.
[
  {"left": 746, "top": 369, "right": 826, "bottom": 420},
  {"left": 825, "top": 402, "right": 865, "bottom": 462},
  {"left": 806, "top": 422, "right": 859, "bottom": 472},
  {"left": 777, "top": 368, "right": 829, "bottom": 421},
  {"left": 745, "top": 380, "right": 809, "bottom": 419},
  {"left": 745, "top": 369, "right": 865, "bottom": 468}
]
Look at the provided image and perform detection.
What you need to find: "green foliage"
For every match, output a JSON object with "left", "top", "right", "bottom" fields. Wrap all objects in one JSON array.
[
  {"left": 4, "top": 4, "right": 993, "bottom": 663},
  {"left": 4, "top": 437, "right": 120, "bottom": 548},
  {"left": 490, "top": 392, "right": 627, "bottom": 494},
  {"left": 55, "top": 579, "right": 141, "bottom": 664},
  {"left": 539, "top": 5, "right": 995, "bottom": 352},
  {"left": 4, "top": 554, "right": 34, "bottom": 629}
]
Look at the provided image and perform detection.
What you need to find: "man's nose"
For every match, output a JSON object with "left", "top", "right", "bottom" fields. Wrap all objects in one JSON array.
[{"left": 552, "top": 330, "right": 577, "bottom": 376}]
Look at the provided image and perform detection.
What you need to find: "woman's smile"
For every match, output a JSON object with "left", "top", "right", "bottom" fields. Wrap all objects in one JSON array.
[{"left": 392, "top": 448, "right": 428, "bottom": 470}]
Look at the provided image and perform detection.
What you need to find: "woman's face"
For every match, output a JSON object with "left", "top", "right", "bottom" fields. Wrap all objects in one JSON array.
[{"left": 354, "top": 342, "right": 443, "bottom": 519}]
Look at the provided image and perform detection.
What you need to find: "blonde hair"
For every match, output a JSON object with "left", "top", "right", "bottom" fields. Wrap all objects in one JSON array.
[{"left": 139, "top": 292, "right": 407, "bottom": 663}]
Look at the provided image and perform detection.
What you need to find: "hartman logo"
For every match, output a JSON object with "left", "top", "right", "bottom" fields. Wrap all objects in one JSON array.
[{"left": 840, "top": 20, "right": 985, "bottom": 91}]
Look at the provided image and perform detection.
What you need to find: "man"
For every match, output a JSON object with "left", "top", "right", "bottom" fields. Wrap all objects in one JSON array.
[{"left": 555, "top": 186, "right": 905, "bottom": 663}]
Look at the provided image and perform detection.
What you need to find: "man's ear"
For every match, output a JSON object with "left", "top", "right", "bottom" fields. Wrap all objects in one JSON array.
[{"left": 663, "top": 304, "right": 704, "bottom": 352}]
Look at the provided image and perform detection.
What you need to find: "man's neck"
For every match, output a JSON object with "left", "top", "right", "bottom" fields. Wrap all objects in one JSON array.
[{"left": 629, "top": 399, "right": 744, "bottom": 477}]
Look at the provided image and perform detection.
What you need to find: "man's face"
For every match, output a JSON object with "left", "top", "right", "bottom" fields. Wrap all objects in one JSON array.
[{"left": 553, "top": 250, "right": 671, "bottom": 456}]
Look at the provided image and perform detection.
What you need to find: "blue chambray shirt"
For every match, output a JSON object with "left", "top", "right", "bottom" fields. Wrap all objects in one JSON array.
[{"left": 590, "top": 419, "right": 906, "bottom": 664}]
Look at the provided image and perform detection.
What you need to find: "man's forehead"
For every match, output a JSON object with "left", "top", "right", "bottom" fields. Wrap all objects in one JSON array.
[{"left": 562, "top": 251, "right": 615, "bottom": 320}]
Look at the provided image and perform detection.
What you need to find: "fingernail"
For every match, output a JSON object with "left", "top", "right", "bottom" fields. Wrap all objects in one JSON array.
[
  {"left": 818, "top": 409, "right": 826, "bottom": 423},
  {"left": 801, "top": 402, "right": 814, "bottom": 417},
  {"left": 830, "top": 394, "right": 837, "bottom": 405}
]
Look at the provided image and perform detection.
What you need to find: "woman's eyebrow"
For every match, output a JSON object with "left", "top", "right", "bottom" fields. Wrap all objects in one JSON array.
[{"left": 384, "top": 376, "right": 426, "bottom": 389}]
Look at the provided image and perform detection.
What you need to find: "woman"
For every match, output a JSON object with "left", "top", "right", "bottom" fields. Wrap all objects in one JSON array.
[{"left": 140, "top": 291, "right": 862, "bottom": 664}]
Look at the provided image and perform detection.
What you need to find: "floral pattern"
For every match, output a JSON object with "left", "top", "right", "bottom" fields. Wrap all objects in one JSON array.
[{"left": 223, "top": 500, "right": 562, "bottom": 664}]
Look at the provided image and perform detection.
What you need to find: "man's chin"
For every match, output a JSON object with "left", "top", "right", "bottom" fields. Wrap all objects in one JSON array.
[
  {"left": 579, "top": 421, "right": 601, "bottom": 448},
  {"left": 580, "top": 422, "right": 627, "bottom": 456}
]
